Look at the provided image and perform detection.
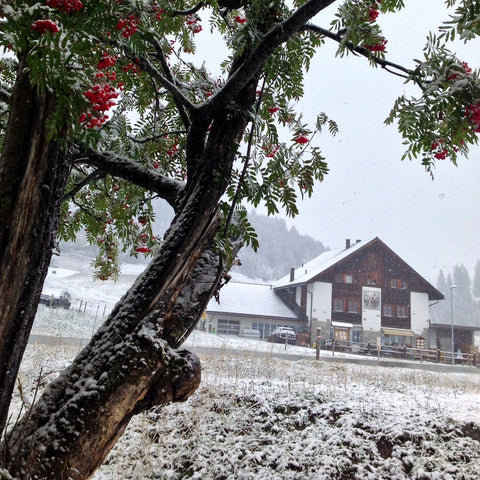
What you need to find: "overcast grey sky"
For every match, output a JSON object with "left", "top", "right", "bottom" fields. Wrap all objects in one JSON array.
[
  {"left": 278, "top": 0, "right": 480, "bottom": 284},
  {"left": 192, "top": 1, "right": 480, "bottom": 284}
]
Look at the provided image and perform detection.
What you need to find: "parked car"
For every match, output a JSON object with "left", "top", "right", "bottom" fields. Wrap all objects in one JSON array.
[
  {"left": 39, "top": 291, "right": 71, "bottom": 309},
  {"left": 268, "top": 326, "right": 296, "bottom": 345}
]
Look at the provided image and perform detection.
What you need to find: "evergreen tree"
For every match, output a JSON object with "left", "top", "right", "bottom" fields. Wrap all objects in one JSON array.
[
  {"left": 437, "top": 269, "right": 448, "bottom": 295},
  {"left": 453, "top": 264, "right": 472, "bottom": 292},
  {"left": 473, "top": 260, "right": 480, "bottom": 298}
]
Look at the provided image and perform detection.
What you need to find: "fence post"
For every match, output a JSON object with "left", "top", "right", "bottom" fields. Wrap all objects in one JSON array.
[{"left": 316, "top": 336, "right": 321, "bottom": 360}]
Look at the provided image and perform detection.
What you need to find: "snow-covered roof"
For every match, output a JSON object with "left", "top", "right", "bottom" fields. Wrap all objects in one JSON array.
[
  {"left": 206, "top": 281, "right": 299, "bottom": 319},
  {"left": 429, "top": 305, "right": 480, "bottom": 329},
  {"left": 274, "top": 237, "right": 444, "bottom": 301},
  {"left": 274, "top": 238, "right": 375, "bottom": 289}
]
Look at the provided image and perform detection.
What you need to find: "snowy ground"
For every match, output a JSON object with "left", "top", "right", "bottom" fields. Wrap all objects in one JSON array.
[
  {"left": 20, "top": 253, "right": 480, "bottom": 479},
  {"left": 14, "top": 330, "right": 480, "bottom": 480}
]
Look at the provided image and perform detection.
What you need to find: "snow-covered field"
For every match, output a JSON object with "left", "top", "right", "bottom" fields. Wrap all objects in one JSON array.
[
  {"left": 15, "top": 329, "right": 480, "bottom": 480},
  {"left": 18, "top": 253, "right": 480, "bottom": 479},
  {"left": 95, "top": 357, "right": 480, "bottom": 480}
]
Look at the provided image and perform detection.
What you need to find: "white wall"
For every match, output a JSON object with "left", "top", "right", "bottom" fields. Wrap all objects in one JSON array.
[
  {"left": 295, "top": 286, "right": 302, "bottom": 306},
  {"left": 410, "top": 291, "right": 429, "bottom": 334},
  {"left": 362, "top": 286, "right": 381, "bottom": 331},
  {"left": 310, "top": 281, "right": 332, "bottom": 324}
]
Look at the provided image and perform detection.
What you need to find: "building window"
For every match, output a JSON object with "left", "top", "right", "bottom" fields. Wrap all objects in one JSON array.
[
  {"left": 217, "top": 319, "right": 240, "bottom": 335},
  {"left": 397, "top": 305, "right": 408, "bottom": 318},
  {"left": 253, "top": 322, "right": 279, "bottom": 339},
  {"left": 335, "top": 273, "right": 353, "bottom": 284},
  {"left": 333, "top": 298, "right": 344, "bottom": 312},
  {"left": 390, "top": 279, "right": 407, "bottom": 290},
  {"left": 383, "top": 304, "right": 393, "bottom": 317},
  {"left": 347, "top": 300, "right": 359, "bottom": 313},
  {"left": 366, "top": 273, "right": 378, "bottom": 285}
]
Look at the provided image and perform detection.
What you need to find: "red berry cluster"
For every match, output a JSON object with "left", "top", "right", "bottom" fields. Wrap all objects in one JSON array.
[
  {"left": 295, "top": 135, "right": 309, "bottom": 145},
  {"left": 151, "top": 2, "right": 165, "bottom": 21},
  {"left": 166, "top": 144, "right": 179, "bottom": 156},
  {"left": 234, "top": 15, "right": 246, "bottom": 24},
  {"left": 79, "top": 84, "right": 119, "bottom": 128},
  {"left": 365, "top": 37, "right": 387, "bottom": 52},
  {"left": 431, "top": 141, "right": 448, "bottom": 160},
  {"left": 466, "top": 103, "right": 480, "bottom": 133},
  {"left": 368, "top": 8, "right": 379, "bottom": 22},
  {"left": 447, "top": 61, "right": 472, "bottom": 81},
  {"left": 262, "top": 145, "right": 279, "bottom": 158},
  {"left": 116, "top": 15, "right": 138, "bottom": 38},
  {"left": 97, "top": 53, "right": 117, "bottom": 70},
  {"left": 186, "top": 15, "right": 202, "bottom": 34},
  {"left": 31, "top": 19, "right": 59, "bottom": 34},
  {"left": 122, "top": 63, "right": 141, "bottom": 74},
  {"left": 367, "top": 0, "right": 381, "bottom": 22},
  {"left": 46, "top": 0, "right": 83, "bottom": 13}
]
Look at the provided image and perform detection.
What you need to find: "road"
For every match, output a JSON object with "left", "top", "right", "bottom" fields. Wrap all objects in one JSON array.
[{"left": 29, "top": 335, "right": 480, "bottom": 375}]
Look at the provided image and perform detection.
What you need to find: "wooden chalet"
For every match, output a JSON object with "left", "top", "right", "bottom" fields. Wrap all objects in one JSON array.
[{"left": 274, "top": 237, "right": 444, "bottom": 347}]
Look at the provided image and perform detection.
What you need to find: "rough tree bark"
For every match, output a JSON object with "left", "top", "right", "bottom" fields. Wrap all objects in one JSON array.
[
  {"left": 0, "top": 2, "right": 337, "bottom": 478},
  {"left": 1, "top": 51, "right": 259, "bottom": 479},
  {"left": 0, "top": 56, "right": 71, "bottom": 436}
]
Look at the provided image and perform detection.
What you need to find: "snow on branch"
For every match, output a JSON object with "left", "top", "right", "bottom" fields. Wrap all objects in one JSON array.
[
  {"left": 136, "top": 46, "right": 194, "bottom": 129},
  {"left": 77, "top": 150, "right": 185, "bottom": 210},
  {"left": 0, "top": 85, "right": 10, "bottom": 104}
]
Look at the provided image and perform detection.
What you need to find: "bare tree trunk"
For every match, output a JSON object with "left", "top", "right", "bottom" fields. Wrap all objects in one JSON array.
[
  {"left": 0, "top": 56, "right": 71, "bottom": 436},
  {"left": 2, "top": 207, "right": 231, "bottom": 479},
  {"left": 1, "top": 39, "right": 259, "bottom": 479}
]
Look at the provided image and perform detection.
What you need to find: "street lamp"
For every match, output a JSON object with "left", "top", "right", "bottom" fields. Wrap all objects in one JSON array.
[{"left": 450, "top": 284, "right": 457, "bottom": 365}]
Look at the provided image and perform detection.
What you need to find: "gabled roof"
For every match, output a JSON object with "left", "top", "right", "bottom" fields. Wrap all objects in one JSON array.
[
  {"left": 274, "top": 237, "right": 444, "bottom": 301},
  {"left": 274, "top": 238, "right": 374, "bottom": 288},
  {"left": 206, "top": 281, "right": 299, "bottom": 319}
]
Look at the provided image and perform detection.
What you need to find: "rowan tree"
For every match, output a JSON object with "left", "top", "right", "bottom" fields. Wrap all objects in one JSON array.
[{"left": 0, "top": 0, "right": 479, "bottom": 479}]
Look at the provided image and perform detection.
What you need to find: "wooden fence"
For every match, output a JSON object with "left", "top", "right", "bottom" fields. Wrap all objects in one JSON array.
[{"left": 318, "top": 339, "right": 479, "bottom": 366}]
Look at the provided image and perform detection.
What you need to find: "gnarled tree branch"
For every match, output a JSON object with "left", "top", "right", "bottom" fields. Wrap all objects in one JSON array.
[{"left": 77, "top": 150, "right": 185, "bottom": 211}]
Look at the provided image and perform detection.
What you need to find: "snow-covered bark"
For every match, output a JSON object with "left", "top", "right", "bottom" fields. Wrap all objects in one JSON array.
[
  {"left": 2, "top": 218, "right": 226, "bottom": 479},
  {"left": 0, "top": 58, "right": 71, "bottom": 436},
  {"left": 2, "top": 75, "right": 250, "bottom": 476}
]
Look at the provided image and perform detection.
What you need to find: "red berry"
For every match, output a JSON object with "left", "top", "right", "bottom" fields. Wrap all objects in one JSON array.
[
  {"left": 295, "top": 135, "right": 309, "bottom": 145},
  {"left": 31, "top": 19, "right": 59, "bottom": 34}
]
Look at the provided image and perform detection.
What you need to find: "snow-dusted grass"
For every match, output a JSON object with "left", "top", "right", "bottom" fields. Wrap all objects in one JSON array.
[
  {"left": 13, "top": 339, "right": 480, "bottom": 480},
  {"left": 94, "top": 352, "right": 480, "bottom": 480}
]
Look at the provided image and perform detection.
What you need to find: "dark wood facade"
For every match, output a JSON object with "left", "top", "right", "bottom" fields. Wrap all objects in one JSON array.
[{"left": 276, "top": 238, "right": 443, "bottom": 335}]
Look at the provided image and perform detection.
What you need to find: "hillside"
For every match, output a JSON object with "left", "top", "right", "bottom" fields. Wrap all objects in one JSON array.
[
  {"left": 58, "top": 208, "right": 327, "bottom": 284},
  {"left": 233, "top": 210, "right": 327, "bottom": 281}
]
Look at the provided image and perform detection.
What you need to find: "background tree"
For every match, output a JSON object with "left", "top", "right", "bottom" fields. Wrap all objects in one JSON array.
[
  {"left": 473, "top": 259, "right": 480, "bottom": 298},
  {"left": 437, "top": 268, "right": 448, "bottom": 295},
  {"left": 0, "top": 0, "right": 479, "bottom": 479}
]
